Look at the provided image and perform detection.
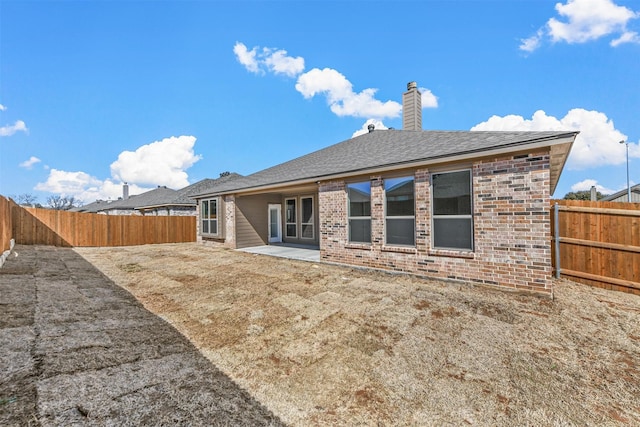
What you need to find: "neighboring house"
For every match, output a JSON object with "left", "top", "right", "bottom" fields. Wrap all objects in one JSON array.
[
  {"left": 72, "top": 174, "right": 241, "bottom": 216},
  {"left": 133, "top": 174, "right": 242, "bottom": 216},
  {"left": 602, "top": 184, "right": 640, "bottom": 203},
  {"left": 193, "top": 82, "right": 578, "bottom": 294},
  {"left": 70, "top": 199, "right": 112, "bottom": 213},
  {"left": 97, "top": 185, "right": 179, "bottom": 215}
]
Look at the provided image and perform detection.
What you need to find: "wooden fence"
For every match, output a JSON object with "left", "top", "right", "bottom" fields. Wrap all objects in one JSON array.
[
  {"left": 4, "top": 195, "right": 639, "bottom": 295},
  {"left": 551, "top": 199, "right": 640, "bottom": 295},
  {"left": 7, "top": 204, "right": 196, "bottom": 247},
  {"left": 1, "top": 196, "right": 16, "bottom": 254}
]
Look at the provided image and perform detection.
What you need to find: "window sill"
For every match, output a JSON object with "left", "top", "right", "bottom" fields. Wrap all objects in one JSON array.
[
  {"left": 345, "top": 243, "right": 372, "bottom": 250},
  {"left": 428, "top": 249, "right": 475, "bottom": 259},
  {"left": 382, "top": 245, "right": 417, "bottom": 254}
]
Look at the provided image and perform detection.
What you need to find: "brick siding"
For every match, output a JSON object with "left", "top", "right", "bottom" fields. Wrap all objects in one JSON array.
[
  {"left": 320, "top": 151, "right": 553, "bottom": 293},
  {"left": 196, "top": 196, "right": 236, "bottom": 249}
]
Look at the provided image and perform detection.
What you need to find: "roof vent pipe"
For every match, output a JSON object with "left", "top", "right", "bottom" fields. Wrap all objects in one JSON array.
[
  {"left": 368, "top": 124, "right": 375, "bottom": 133},
  {"left": 123, "top": 182, "right": 129, "bottom": 200}
]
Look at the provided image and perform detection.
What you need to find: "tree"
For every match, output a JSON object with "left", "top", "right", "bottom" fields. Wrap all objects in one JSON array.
[
  {"left": 46, "top": 195, "right": 79, "bottom": 210},
  {"left": 219, "top": 171, "right": 231, "bottom": 177},
  {"left": 563, "top": 190, "right": 605, "bottom": 201},
  {"left": 12, "top": 193, "right": 40, "bottom": 207}
]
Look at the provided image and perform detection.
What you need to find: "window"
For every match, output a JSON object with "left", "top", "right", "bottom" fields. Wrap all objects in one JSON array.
[
  {"left": 347, "top": 182, "right": 371, "bottom": 243},
  {"left": 201, "top": 198, "right": 219, "bottom": 236},
  {"left": 432, "top": 170, "right": 473, "bottom": 250},
  {"left": 285, "top": 198, "right": 297, "bottom": 237},
  {"left": 301, "top": 197, "right": 314, "bottom": 239},
  {"left": 385, "top": 176, "right": 415, "bottom": 246}
]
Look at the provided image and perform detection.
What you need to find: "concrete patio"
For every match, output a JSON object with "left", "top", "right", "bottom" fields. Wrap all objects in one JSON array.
[{"left": 238, "top": 243, "right": 320, "bottom": 262}]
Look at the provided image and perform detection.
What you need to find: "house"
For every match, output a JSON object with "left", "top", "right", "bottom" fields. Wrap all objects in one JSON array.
[
  {"left": 94, "top": 185, "right": 179, "bottom": 215},
  {"left": 72, "top": 174, "right": 241, "bottom": 216},
  {"left": 132, "top": 174, "right": 242, "bottom": 216},
  {"left": 602, "top": 184, "right": 640, "bottom": 203},
  {"left": 193, "top": 82, "right": 578, "bottom": 293},
  {"left": 70, "top": 199, "right": 112, "bottom": 214}
]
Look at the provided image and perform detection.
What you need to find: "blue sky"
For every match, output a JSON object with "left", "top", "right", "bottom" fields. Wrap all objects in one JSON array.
[{"left": 1, "top": 0, "right": 639, "bottom": 204}]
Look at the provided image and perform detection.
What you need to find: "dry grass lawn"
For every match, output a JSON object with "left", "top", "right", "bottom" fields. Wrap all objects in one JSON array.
[{"left": 76, "top": 243, "right": 640, "bottom": 426}]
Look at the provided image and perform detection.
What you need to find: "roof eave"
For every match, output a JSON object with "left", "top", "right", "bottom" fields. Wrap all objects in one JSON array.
[{"left": 135, "top": 203, "right": 195, "bottom": 210}]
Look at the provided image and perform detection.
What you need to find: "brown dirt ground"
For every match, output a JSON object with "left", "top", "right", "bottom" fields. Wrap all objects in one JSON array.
[
  {"left": 0, "top": 245, "right": 284, "bottom": 426},
  {"left": 76, "top": 243, "right": 640, "bottom": 426}
]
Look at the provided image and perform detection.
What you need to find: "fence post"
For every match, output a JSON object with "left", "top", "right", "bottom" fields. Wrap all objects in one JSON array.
[{"left": 554, "top": 202, "right": 561, "bottom": 279}]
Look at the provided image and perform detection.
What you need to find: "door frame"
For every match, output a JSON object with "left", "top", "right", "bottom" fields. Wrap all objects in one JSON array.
[{"left": 268, "top": 204, "right": 282, "bottom": 243}]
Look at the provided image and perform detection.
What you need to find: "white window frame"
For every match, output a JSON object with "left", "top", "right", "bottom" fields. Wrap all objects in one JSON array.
[
  {"left": 285, "top": 197, "right": 297, "bottom": 238},
  {"left": 300, "top": 196, "right": 314, "bottom": 240},
  {"left": 431, "top": 168, "right": 474, "bottom": 251},
  {"left": 347, "top": 182, "right": 372, "bottom": 244},
  {"left": 384, "top": 176, "right": 416, "bottom": 247},
  {"left": 200, "top": 197, "right": 220, "bottom": 237}
]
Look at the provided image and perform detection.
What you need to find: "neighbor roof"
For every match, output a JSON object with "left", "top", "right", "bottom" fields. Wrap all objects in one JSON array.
[
  {"left": 601, "top": 184, "right": 640, "bottom": 201},
  {"left": 193, "top": 130, "right": 577, "bottom": 198},
  {"left": 136, "top": 174, "right": 243, "bottom": 209},
  {"left": 99, "top": 186, "right": 178, "bottom": 211},
  {"left": 70, "top": 199, "right": 113, "bottom": 213}
]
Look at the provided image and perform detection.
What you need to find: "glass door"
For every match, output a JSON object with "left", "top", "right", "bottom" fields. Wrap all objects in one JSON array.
[{"left": 268, "top": 204, "right": 282, "bottom": 243}]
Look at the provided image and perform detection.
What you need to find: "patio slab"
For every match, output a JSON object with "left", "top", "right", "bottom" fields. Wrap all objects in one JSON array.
[{"left": 238, "top": 244, "right": 320, "bottom": 262}]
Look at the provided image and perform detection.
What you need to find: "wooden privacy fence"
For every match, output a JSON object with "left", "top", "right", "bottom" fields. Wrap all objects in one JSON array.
[
  {"left": 1, "top": 196, "right": 16, "bottom": 254},
  {"left": 552, "top": 199, "right": 640, "bottom": 295},
  {"left": 10, "top": 205, "right": 196, "bottom": 247}
]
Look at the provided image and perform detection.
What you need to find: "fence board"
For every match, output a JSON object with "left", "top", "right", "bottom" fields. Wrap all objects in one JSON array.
[
  {"left": 552, "top": 199, "right": 640, "bottom": 295},
  {"left": 1, "top": 197, "right": 16, "bottom": 253},
  {"left": 9, "top": 206, "right": 196, "bottom": 247}
]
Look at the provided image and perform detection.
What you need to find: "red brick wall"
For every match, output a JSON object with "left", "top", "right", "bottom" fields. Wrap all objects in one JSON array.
[{"left": 319, "top": 151, "right": 553, "bottom": 293}]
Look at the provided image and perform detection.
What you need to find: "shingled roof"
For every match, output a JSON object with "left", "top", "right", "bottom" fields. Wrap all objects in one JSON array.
[
  {"left": 193, "top": 129, "right": 577, "bottom": 197},
  {"left": 100, "top": 186, "right": 178, "bottom": 211},
  {"left": 135, "top": 174, "right": 243, "bottom": 209}
]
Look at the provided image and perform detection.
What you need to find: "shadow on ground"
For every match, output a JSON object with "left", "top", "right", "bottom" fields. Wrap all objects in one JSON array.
[{"left": 0, "top": 245, "right": 284, "bottom": 426}]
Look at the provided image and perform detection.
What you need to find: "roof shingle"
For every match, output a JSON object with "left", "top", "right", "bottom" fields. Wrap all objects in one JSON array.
[{"left": 193, "top": 130, "right": 577, "bottom": 197}]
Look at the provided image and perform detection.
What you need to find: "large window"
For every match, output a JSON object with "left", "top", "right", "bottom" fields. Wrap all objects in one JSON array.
[
  {"left": 301, "top": 196, "right": 314, "bottom": 239},
  {"left": 432, "top": 170, "right": 473, "bottom": 250},
  {"left": 200, "top": 198, "right": 219, "bottom": 236},
  {"left": 385, "top": 176, "right": 415, "bottom": 246},
  {"left": 285, "top": 198, "right": 297, "bottom": 237},
  {"left": 347, "top": 182, "right": 371, "bottom": 243}
]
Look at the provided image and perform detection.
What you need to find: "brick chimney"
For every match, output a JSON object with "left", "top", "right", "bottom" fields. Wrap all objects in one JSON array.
[{"left": 402, "top": 81, "right": 422, "bottom": 131}]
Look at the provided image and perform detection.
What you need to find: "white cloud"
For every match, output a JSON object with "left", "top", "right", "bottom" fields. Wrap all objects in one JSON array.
[
  {"left": 110, "top": 135, "right": 201, "bottom": 188},
  {"left": 296, "top": 68, "right": 402, "bottom": 119},
  {"left": 611, "top": 30, "right": 640, "bottom": 46},
  {"left": 352, "top": 119, "right": 389, "bottom": 138},
  {"left": 520, "top": 0, "right": 640, "bottom": 51},
  {"left": 570, "top": 178, "right": 615, "bottom": 195},
  {"left": 235, "top": 42, "right": 430, "bottom": 120},
  {"left": 519, "top": 29, "right": 545, "bottom": 53},
  {"left": 36, "top": 170, "right": 152, "bottom": 203},
  {"left": 0, "top": 120, "right": 28, "bottom": 137},
  {"left": 471, "top": 108, "right": 638, "bottom": 169},
  {"left": 35, "top": 135, "right": 201, "bottom": 203},
  {"left": 19, "top": 156, "right": 41, "bottom": 169},
  {"left": 36, "top": 169, "right": 106, "bottom": 196},
  {"left": 233, "top": 42, "right": 260, "bottom": 74},
  {"left": 0, "top": 104, "right": 6, "bottom": 111},
  {"left": 419, "top": 87, "right": 438, "bottom": 108},
  {"left": 233, "top": 42, "right": 305, "bottom": 77},
  {"left": 264, "top": 49, "right": 305, "bottom": 77}
]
